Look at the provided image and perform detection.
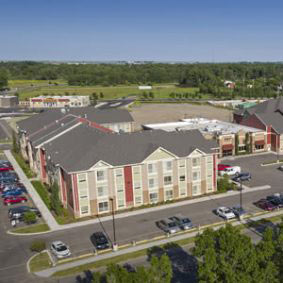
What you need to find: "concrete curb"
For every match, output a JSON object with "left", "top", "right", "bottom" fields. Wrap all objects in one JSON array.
[
  {"left": 34, "top": 208, "right": 283, "bottom": 278},
  {"left": 26, "top": 250, "right": 51, "bottom": 273},
  {"left": 7, "top": 229, "right": 52, "bottom": 236}
]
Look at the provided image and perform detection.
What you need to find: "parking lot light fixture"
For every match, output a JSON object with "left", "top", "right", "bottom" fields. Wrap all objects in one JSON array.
[
  {"left": 240, "top": 179, "right": 243, "bottom": 210},
  {"left": 109, "top": 197, "right": 117, "bottom": 250}
]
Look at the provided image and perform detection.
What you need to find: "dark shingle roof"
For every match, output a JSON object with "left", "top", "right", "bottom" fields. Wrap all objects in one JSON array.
[
  {"left": 256, "top": 112, "right": 283, "bottom": 134},
  {"left": 44, "top": 125, "right": 218, "bottom": 173},
  {"left": 17, "top": 107, "right": 133, "bottom": 135}
]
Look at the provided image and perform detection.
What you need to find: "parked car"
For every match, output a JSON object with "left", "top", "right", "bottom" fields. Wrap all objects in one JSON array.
[
  {"left": 254, "top": 199, "right": 277, "bottom": 211},
  {"left": 8, "top": 206, "right": 41, "bottom": 218},
  {"left": 91, "top": 232, "right": 110, "bottom": 250},
  {"left": 231, "top": 205, "right": 247, "bottom": 218},
  {"left": 169, "top": 214, "right": 193, "bottom": 230},
  {"left": 50, "top": 241, "right": 71, "bottom": 259},
  {"left": 2, "top": 189, "right": 24, "bottom": 198},
  {"left": 278, "top": 166, "right": 283, "bottom": 172},
  {"left": 0, "top": 164, "right": 13, "bottom": 172},
  {"left": 218, "top": 164, "right": 231, "bottom": 172},
  {"left": 156, "top": 218, "right": 181, "bottom": 234},
  {"left": 219, "top": 166, "right": 241, "bottom": 176},
  {"left": 3, "top": 195, "right": 28, "bottom": 205},
  {"left": 2, "top": 184, "right": 25, "bottom": 193},
  {"left": 266, "top": 195, "right": 283, "bottom": 208},
  {"left": 216, "top": 207, "right": 236, "bottom": 220},
  {"left": 232, "top": 172, "right": 251, "bottom": 182}
]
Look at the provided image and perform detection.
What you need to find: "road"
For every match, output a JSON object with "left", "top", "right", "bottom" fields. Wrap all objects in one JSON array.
[{"left": 0, "top": 153, "right": 282, "bottom": 282}]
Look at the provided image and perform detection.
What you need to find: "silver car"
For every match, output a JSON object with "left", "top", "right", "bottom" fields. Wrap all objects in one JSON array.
[
  {"left": 170, "top": 214, "right": 193, "bottom": 230},
  {"left": 157, "top": 218, "right": 181, "bottom": 234},
  {"left": 50, "top": 241, "right": 71, "bottom": 259}
]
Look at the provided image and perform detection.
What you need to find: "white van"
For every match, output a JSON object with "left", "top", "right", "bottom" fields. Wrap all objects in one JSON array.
[{"left": 220, "top": 166, "right": 241, "bottom": 176}]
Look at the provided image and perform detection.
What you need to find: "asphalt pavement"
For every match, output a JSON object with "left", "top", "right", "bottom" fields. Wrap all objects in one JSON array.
[{"left": 0, "top": 153, "right": 282, "bottom": 282}]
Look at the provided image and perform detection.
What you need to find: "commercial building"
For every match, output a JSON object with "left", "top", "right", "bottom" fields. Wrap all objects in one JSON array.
[
  {"left": 17, "top": 109, "right": 218, "bottom": 218},
  {"left": 234, "top": 97, "right": 283, "bottom": 153},
  {"left": 143, "top": 118, "right": 267, "bottom": 157},
  {"left": 0, "top": 95, "right": 19, "bottom": 108},
  {"left": 30, "top": 95, "right": 90, "bottom": 108}
]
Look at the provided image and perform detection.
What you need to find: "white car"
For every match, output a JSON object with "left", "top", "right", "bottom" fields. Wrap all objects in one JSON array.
[
  {"left": 216, "top": 207, "right": 236, "bottom": 220},
  {"left": 219, "top": 166, "right": 241, "bottom": 176},
  {"left": 50, "top": 241, "right": 71, "bottom": 259}
]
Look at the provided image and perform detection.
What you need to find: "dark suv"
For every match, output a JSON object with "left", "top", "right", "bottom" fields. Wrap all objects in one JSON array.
[
  {"left": 91, "top": 232, "right": 110, "bottom": 250},
  {"left": 232, "top": 172, "right": 251, "bottom": 182},
  {"left": 8, "top": 206, "right": 41, "bottom": 219}
]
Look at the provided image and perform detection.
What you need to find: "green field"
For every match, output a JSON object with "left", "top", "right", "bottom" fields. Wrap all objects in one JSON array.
[{"left": 9, "top": 80, "right": 200, "bottom": 101}]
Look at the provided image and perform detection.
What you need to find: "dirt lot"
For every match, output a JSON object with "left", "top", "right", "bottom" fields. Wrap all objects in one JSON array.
[{"left": 131, "top": 103, "right": 233, "bottom": 130}]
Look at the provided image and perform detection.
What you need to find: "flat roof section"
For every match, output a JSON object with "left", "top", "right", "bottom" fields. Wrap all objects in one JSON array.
[{"left": 143, "top": 118, "right": 263, "bottom": 135}]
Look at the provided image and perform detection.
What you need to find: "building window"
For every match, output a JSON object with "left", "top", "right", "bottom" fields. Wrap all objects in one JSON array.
[
  {"left": 97, "top": 170, "right": 106, "bottom": 181},
  {"left": 117, "top": 199, "right": 125, "bottom": 208},
  {"left": 148, "top": 163, "right": 156, "bottom": 174},
  {"left": 207, "top": 180, "right": 213, "bottom": 192},
  {"left": 206, "top": 156, "right": 213, "bottom": 164},
  {"left": 148, "top": 177, "right": 156, "bottom": 189},
  {"left": 116, "top": 184, "right": 124, "bottom": 193},
  {"left": 192, "top": 158, "right": 200, "bottom": 167},
  {"left": 78, "top": 173, "right": 87, "bottom": 183},
  {"left": 98, "top": 201, "right": 109, "bottom": 212},
  {"left": 164, "top": 160, "right": 172, "bottom": 171},
  {"left": 81, "top": 206, "right": 89, "bottom": 214},
  {"left": 192, "top": 184, "right": 201, "bottom": 196},
  {"left": 97, "top": 185, "right": 108, "bottom": 197},
  {"left": 179, "top": 175, "right": 185, "bottom": 182},
  {"left": 193, "top": 171, "right": 200, "bottom": 181},
  {"left": 135, "top": 196, "right": 142, "bottom": 205},
  {"left": 165, "top": 190, "right": 173, "bottom": 201},
  {"left": 149, "top": 192, "right": 158, "bottom": 203},
  {"left": 164, "top": 175, "right": 172, "bottom": 186},
  {"left": 180, "top": 187, "right": 187, "bottom": 197},
  {"left": 178, "top": 159, "right": 186, "bottom": 168},
  {"left": 115, "top": 169, "right": 123, "bottom": 177},
  {"left": 134, "top": 182, "right": 141, "bottom": 190},
  {"left": 255, "top": 144, "right": 264, "bottom": 150},
  {"left": 238, "top": 145, "right": 246, "bottom": 151}
]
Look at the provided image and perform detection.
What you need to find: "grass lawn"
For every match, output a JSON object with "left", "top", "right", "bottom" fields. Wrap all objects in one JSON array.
[
  {"left": 12, "top": 151, "right": 37, "bottom": 178},
  {"left": 8, "top": 79, "right": 66, "bottom": 88},
  {"left": 15, "top": 81, "right": 199, "bottom": 101},
  {"left": 29, "top": 251, "right": 52, "bottom": 272},
  {"left": 11, "top": 223, "right": 50, "bottom": 234}
]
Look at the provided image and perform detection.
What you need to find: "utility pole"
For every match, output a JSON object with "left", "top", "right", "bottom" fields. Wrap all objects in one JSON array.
[{"left": 109, "top": 197, "right": 117, "bottom": 251}]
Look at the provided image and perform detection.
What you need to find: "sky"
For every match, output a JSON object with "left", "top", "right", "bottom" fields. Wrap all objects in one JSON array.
[{"left": 1, "top": 0, "right": 283, "bottom": 62}]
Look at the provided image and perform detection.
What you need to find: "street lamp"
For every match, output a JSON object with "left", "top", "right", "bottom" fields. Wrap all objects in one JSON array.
[
  {"left": 240, "top": 179, "right": 243, "bottom": 209},
  {"left": 109, "top": 197, "right": 117, "bottom": 251}
]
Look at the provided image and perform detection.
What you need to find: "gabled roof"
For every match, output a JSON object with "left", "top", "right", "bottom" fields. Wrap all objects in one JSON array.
[
  {"left": 43, "top": 125, "right": 218, "bottom": 173},
  {"left": 17, "top": 107, "right": 133, "bottom": 135}
]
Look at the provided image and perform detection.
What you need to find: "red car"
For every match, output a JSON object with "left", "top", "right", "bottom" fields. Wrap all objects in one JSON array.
[
  {"left": 3, "top": 196, "right": 28, "bottom": 206},
  {"left": 254, "top": 199, "right": 276, "bottom": 211},
  {"left": 0, "top": 166, "right": 13, "bottom": 172},
  {"left": 218, "top": 164, "right": 231, "bottom": 171}
]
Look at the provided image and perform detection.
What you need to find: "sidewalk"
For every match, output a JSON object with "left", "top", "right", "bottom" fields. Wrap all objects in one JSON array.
[
  {"left": 35, "top": 208, "right": 283, "bottom": 278},
  {"left": 4, "top": 150, "right": 60, "bottom": 230},
  {"left": 4, "top": 150, "right": 271, "bottom": 232}
]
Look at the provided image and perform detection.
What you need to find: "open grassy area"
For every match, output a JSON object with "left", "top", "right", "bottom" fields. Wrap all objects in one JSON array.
[
  {"left": 11, "top": 223, "right": 50, "bottom": 234},
  {"left": 29, "top": 251, "right": 52, "bottom": 272},
  {"left": 8, "top": 79, "right": 66, "bottom": 88},
  {"left": 12, "top": 151, "right": 37, "bottom": 178},
  {"left": 12, "top": 80, "right": 199, "bottom": 101}
]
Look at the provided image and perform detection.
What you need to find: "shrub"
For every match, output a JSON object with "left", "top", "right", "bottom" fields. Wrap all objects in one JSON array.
[
  {"left": 30, "top": 239, "right": 46, "bottom": 253},
  {"left": 23, "top": 211, "right": 37, "bottom": 225},
  {"left": 31, "top": 181, "right": 51, "bottom": 209}
]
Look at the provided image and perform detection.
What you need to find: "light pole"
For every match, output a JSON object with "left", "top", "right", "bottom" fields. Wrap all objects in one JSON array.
[
  {"left": 109, "top": 197, "right": 117, "bottom": 250},
  {"left": 240, "top": 179, "right": 243, "bottom": 209}
]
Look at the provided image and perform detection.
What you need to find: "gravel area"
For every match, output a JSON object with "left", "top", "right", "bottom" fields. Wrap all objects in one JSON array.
[{"left": 131, "top": 103, "right": 233, "bottom": 130}]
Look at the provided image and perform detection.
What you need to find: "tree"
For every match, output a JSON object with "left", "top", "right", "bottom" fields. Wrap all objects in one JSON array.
[
  {"left": 100, "top": 92, "right": 104, "bottom": 99},
  {"left": 193, "top": 225, "right": 263, "bottom": 283},
  {"left": 105, "top": 264, "right": 133, "bottom": 283},
  {"left": 149, "top": 254, "right": 172, "bottom": 283},
  {"left": 0, "top": 69, "right": 8, "bottom": 89},
  {"left": 23, "top": 211, "right": 37, "bottom": 225},
  {"left": 50, "top": 183, "right": 62, "bottom": 216}
]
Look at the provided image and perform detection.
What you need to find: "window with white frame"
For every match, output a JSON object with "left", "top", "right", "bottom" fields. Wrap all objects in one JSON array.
[
  {"left": 179, "top": 186, "right": 187, "bottom": 197},
  {"left": 192, "top": 171, "right": 201, "bottom": 181},
  {"left": 206, "top": 156, "right": 213, "bottom": 164},
  {"left": 97, "top": 185, "right": 108, "bottom": 197},
  {"left": 163, "top": 160, "right": 172, "bottom": 171},
  {"left": 98, "top": 201, "right": 109, "bottom": 212},
  {"left": 207, "top": 179, "right": 213, "bottom": 192},
  {"left": 148, "top": 177, "right": 157, "bottom": 189},
  {"left": 135, "top": 195, "right": 142, "bottom": 205},
  {"left": 80, "top": 205, "right": 89, "bottom": 214},
  {"left": 192, "top": 157, "right": 200, "bottom": 167},
  {"left": 117, "top": 198, "right": 125, "bottom": 208},
  {"left": 96, "top": 170, "right": 106, "bottom": 182},
  {"left": 149, "top": 192, "right": 158, "bottom": 203},
  {"left": 192, "top": 184, "right": 201, "bottom": 196},
  {"left": 148, "top": 163, "right": 157, "bottom": 174},
  {"left": 179, "top": 175, "right": 186, "bottom": 182},
  {"left": 178, "top": 159, "right": 186, "bottom": 168},
  {"left": 115, "top": 168, "right": 123, "bottom": 178},
  {"left": 164, "top": 175, "right": 172, "bottom": 186},
  {"left": 165, "top": 190, "right": 173, "bottom": 201}
]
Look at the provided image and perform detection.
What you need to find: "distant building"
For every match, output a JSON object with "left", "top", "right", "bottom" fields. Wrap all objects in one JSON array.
[
  {"left": 138, "top": 86, "right": 152, "bottom": 90},
  {"left": 30, "top": 96, "right": 90, "bottom": 108},
  {"left": 0, "top": 95, "right": 19, "bottom": 108},
  {"left": 143, "top": 118, "right": 267, "bottom": 157},
  {"left": 224, "top": 80, "right": 236, "bottom": 89}
]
